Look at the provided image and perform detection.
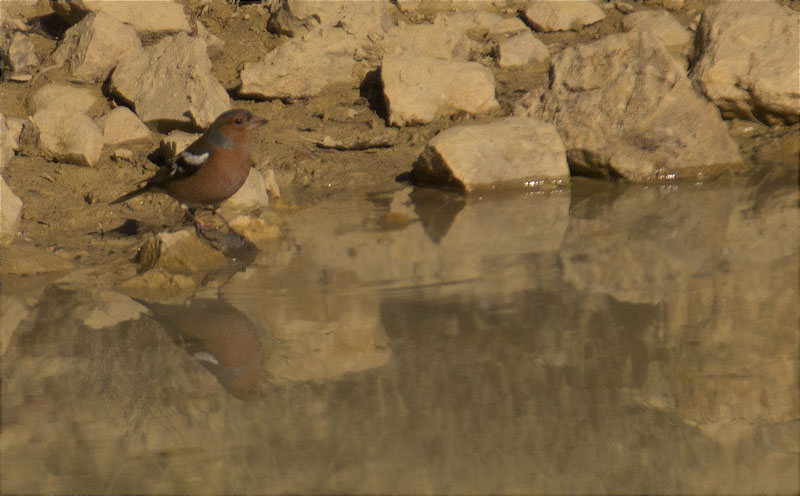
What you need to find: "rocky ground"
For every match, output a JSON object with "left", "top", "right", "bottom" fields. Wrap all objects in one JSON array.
[{"left": 1, "top": 0, "right": 798, "bottom": 281}]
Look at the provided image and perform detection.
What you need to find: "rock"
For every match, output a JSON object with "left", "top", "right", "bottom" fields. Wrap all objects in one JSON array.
[
  {"left": 29, "top": 84, "right": 100, "bottom": 114},
  {"left": 118, "top": 268, "right": 196, "bottom": 304},
  {"left": 110, "top": 33, "right": 230, "bottom": 130},
  {"left": 622, "top": 10, "right": 692, "bottom": 55},
  {"left": 614, "top": 2, "right": 634, "bottom": 14},
  {"left": 159, "top": 130, "right": 200, "bottom": 158},
  {"left": 414, "top": 117, "right": 568, "bottom": 190},
  {"left": 267, "top": 0, "right": 393, "bottom": 39},
  {"left": 239, "top": 29, "right": 365, "bottom": 100},
  {"left": 1, "top": 114, "right": 24, "bottom": 170},
  {"left": 100, "top": 106, "right": 151, "bottom": 145},
  {"left": 384, "top": 21, "right": 472, "bottom": 61},
  {"left": 1, "top": 296, "right": 28, "bottom": 354},
  {"left": 51, "top": 0, "right": 192, "bottom": 39},
  {"left": 218, "top": 168, "right": 270, "bottom": 216},
  {"left": 263, "top": 169, "right": 281, "bottom": 200},
  {"left": 195, "top": 20, "right": 224, "bottom": 56},
  {"left": 521, "top": 1, "right": 606, "bottom": 32},
  {"left": 30, "top": 108, "right": 104, "bottom": 167},
  {"left": 514, "top": 32, "right": 742, "bottom": 181},
  {"left": 81, "top": 290, "right": 149, "bottom": 330},
  {"left": 228, "top": 216, "right": 280, "bottom": 244},
  {"left": 111, "top": 148, "right": 133, "bottom": 161},
  {"left": 381, "top": 52, "right": 499, "bottom": 126},
  {"left": 4, "top": 32, "right": 38, "bottom": 81},
  {"left": 140, "top": 229, "right": 228, "bottom": 275},
  {"left": 52, "top": 11, "right": 142, "bottom": 83},
  {"left": 691, "top": 3, "right": 800, "bottom": 125},
  {"left": 497, "top": 31, "right": 549, "bottom": 67},
  {"left": 1, "top": 176, "right": 23, "bottom": 245}
]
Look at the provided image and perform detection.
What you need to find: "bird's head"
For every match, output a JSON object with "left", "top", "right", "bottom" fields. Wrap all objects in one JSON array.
[{"left": 208, "top": 109, "right": 267, "bottom": 147}]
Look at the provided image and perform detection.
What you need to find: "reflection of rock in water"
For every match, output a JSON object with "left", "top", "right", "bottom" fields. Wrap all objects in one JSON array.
[
  {"left": 145, "top": 298, "right": 270, "bottom": 401},
  {"left": 408, "top": 186, "right": 466, "bottom": 243}
]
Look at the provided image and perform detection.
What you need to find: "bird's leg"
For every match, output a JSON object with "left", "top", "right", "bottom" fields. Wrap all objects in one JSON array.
[
  {"left": 181, "top": 204, "right": 211, "bottom": 233},
  {"left": 212, "top": 207, "right": 236, "bottom": 233}
]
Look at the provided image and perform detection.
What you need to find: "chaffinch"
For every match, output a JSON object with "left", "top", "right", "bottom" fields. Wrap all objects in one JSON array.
[{"left": 111, "top": 109, "right": 266, "bottom": 211}]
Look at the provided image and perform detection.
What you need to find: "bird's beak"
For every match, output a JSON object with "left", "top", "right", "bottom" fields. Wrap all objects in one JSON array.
[{"left": 248, "top": 116, "right": 267, "bottom": 129}]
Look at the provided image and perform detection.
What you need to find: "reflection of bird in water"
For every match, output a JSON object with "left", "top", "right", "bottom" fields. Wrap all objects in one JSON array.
[{"left": 144, "top": 298, "right": 271, "bottom": 400}]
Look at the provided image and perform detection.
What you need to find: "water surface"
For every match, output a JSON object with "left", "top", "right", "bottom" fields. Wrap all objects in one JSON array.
[{"left": 2, "top": 172, "right": 798, "bottom": 494}]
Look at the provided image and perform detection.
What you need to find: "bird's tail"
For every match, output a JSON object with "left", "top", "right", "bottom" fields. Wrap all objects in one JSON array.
[{"left": 110, "top": 185, "right": 151, "bottom": 204}]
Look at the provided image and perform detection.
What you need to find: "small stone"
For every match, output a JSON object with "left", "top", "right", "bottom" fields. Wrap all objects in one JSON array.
[
  {"left": 5, "top": 32, "right": 39, "bottom": 80},
  {"left": 228, "top": 216, "right": 280, "bottom": 244},
  {"left": 263, "top": 168, "right": 281, "bottom": 200},
  {"left": 155, "top": 229, "right": 228, "bottom": 274},
  {"left": 1, "top": 114, "right": 25, "bottom": 170},
  {"left": 111, "top": 148, "right": 134, "bottom": 161},
  {"left": 1, "top": 176, "right": 23, "bottom": 245},
  {"left": 52, "top": 12, "right": 142, "bottom": 83},
  {"left": 497, "top": 31, "right": 550, "bottom": 67},
  {"left": 100, "top": 107, "right": 151, "bottom": 145}
]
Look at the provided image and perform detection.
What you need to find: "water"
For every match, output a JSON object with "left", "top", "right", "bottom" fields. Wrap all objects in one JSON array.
[{"left": 2, "top": 172, "right": 798, "bottom": 494}]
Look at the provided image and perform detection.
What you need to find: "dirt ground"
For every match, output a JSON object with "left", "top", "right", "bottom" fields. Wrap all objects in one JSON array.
[{"left": 1, "top": 0, "right": 798, "bottom": 282}]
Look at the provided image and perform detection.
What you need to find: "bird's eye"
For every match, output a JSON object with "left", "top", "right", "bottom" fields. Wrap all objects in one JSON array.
[{"left": 234, "top": 117, "right": 244, "bottom": 125}]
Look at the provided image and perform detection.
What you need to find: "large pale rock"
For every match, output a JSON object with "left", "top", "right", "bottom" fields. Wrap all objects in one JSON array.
[
  {"left": 515, "top": 32, "right": 742, "bottom": 181},
  {"left": 4, "top": 32, "right": 38, "bottom": 81},
  {"left": 692, "top": 3, "right": 800, "bottom": 124},
  {"left": 382, "top": 52, "right": 499, "bottom": 126},
  {"left": 384, "top": 21, "right": 473, "bottom": 61},
  {"left": 239, "top": 29, "right": 365, "bottom": 100},
  {"left": 110, "top": 33, "right": 230, "bottom": 130},
  {"left": 100, "top": 106, "right": 151, "bottom": 145},
  {"left": 1, "top": 114, "right": 24, "bottom": 170},
  {"left": 622, "top": 10, "right": 692, "bottom": 54},
  {"left": 414, "top": 117, "right": 568, "bottom": 190},
  {"left": 52, "top": 0, "right": 191, "bottom": 39},
  {"left": 139, "top": 229, "right": 228, "bottom": 275},
  {"left": 30, "top": 108, "right": 104, "bottom": 166},
  {"left": 52, "top": 11, "right": 142, "bottom": 83},
  {"left": 1, "top": 176, "right": 23, "bottom": 245},
  {"left": 497, "top": 31, "right": 549, "bottom": 67},
  {"left": 522, "top": 1, "right": 606, "bottom": 32},
  {"left": 29, "top": 84, "right": 100, "bottom": 114}
]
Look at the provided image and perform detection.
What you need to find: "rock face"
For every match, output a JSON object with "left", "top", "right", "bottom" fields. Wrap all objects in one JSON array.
[
  {"left": 497, "top": 31, "right": 549, "bottom": 67},
  {"left": 382, "top": 53, "right": 499, "bottom": 126},
  {"left": 30, "top": 108, "right": 104, "bottom": 167},
  {"left": 52, "top": 0, "right": 191, "bottom": 39},
  {"left": 515, "top": 32, "right": 742, "bottom": 181},
  {"left": 52, "top": 12, "right": 142, "bottom": 83},
  {"left": 691, "top": 3, "right": 800, "bottom": 125},
  {"left": 100, "top": 106, "right": 151, "bottom": 145},
  {"left": 1, "top": 176, "right": 23, "bottom": 245},
  {"left": 413, "top": 117, "right": 569, "bottom": 190},
  {"left": 110, "top": 33, "right": 230, "bottom": 130},
  {"left": 521, "top": 1, "right": 606, "bottom": 32}
]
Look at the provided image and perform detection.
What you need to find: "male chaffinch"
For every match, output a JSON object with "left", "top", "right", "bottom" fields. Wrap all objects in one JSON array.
[{"left": 111, "top": 109, "right": 266, "bottom": 213}]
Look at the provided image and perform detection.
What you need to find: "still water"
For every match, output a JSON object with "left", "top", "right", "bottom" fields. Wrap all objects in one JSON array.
[{"left": 2, "top": 171, "right": 798, "bottom": 494}]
